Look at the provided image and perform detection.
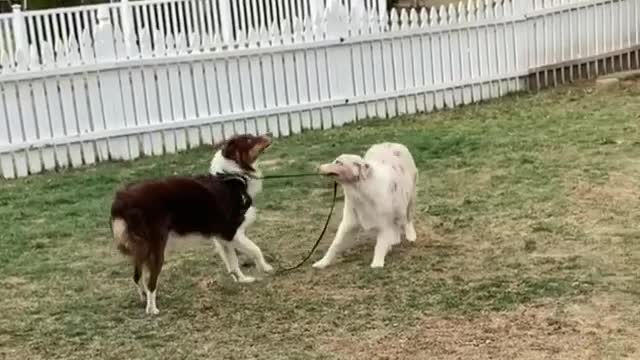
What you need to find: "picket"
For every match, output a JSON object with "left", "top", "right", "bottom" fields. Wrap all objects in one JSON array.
[
  {"left": 13, "top": 49, "right": 39, "bottom": 174},
  {"left": 2, "top": 58, "right": 29, "bottom": 177},
  {"left": 0, "top": 80, "right": 14, "bottom": 178},
  {"left": 55, "top": 41, "right": 84, "bottom": 168},
  {"left": 270, "top": 21, "right": 290, "bottom": 136},
  {"left": 303, "top": 19, "right": 323, "bottom": 130},
  {"left": 202, "top": 57, "right": 220, "bottom": 140},
  {"left": 494, "top": 0, "right": 506, "bottom": 95}
]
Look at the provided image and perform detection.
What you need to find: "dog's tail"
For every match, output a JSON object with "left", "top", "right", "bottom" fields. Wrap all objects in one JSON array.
[{"left": 111, "top": 217, "right": 133, "bottom": 256}]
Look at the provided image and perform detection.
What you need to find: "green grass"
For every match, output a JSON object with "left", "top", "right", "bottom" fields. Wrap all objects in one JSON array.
[{"left": 2, "top": 83, "right": 640, "bottom": 359}]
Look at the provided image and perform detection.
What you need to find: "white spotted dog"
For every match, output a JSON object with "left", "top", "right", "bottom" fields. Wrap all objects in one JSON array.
[{"left": 313, "top": 143, "right": 418, "bottom": 269}]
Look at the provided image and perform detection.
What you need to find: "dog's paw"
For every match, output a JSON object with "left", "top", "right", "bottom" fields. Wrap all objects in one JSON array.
[
  {"left": 237, "top": 275, "right": 256, "bottom": 283},
  {"left": 146, "top": 306, "right": 160, "bottom": 315},
  {"left": 261, "top": 262, "right": 274, "bottom": 273},
  {"left": 370, "top": 261, "right": 385, "bottom": 269},
  {"left": 405, "top": 224, "right": 417, "bottom": 242},
  {"left": 312, "top": 259, "right": 331, "bottom": 269}
]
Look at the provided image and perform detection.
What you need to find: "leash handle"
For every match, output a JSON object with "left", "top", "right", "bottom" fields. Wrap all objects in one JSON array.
[{"left": 277, "top": 181, "right": 338, "bottom": 273}]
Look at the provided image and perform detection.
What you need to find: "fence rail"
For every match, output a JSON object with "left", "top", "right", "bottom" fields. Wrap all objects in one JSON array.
[{"left": 0, "top": 0, "right": 639, "bottom": 179}]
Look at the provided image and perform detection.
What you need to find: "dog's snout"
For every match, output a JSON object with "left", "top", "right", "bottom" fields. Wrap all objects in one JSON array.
[{"left": 318, "top": 163, "right": 335, "bottom": 175}]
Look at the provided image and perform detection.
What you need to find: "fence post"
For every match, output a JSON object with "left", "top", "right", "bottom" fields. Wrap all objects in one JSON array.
[
  {"left": 351, "top": 0, "right": 365, "bottom": 15},
  {"left": 120, "top": 0, "right": 133, "bottom": 49},
  {"left": 513, "top": 0, "right": 531, "bottom": 90},
  {"left": 377, "top": 0, "right": 387, "bottom": 16},
  {"left": 94, "top": 6, "right": 130, "bottom": 160},
  {"left": 218, "top": 0, "right": 233, "bottom": 43},
  {"left": 11, "top": 4, "right": 28, "bottom": 56},
  {"left": 95, "top": 7, "right": 115, "bottom": 62},
  {"left": 310, "top": 0, "right": 325, "bottom": 21},
  {"left": 325, "top": 0, "right": 355, "bottom": 126}
]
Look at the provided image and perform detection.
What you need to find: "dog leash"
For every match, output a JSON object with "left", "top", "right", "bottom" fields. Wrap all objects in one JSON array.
[
  {"left": 218, "top": 170, "right": 339, "bottom": 273},
  {"left": 276, "top": 181, "right": 338, "bottom": 273},
  {"left": 254, "top": 173, "right": 339, "bottom": 272},
  {"left": 252, "top": 173, "right": 324, "bottom": 180}
]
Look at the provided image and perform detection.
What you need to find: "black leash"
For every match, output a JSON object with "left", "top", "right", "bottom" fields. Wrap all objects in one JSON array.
[
  {"left": 276, "top": 181, "right": 338, "bottom": 273},
  {"left": 255, "top": 173, "right": 324, "bottom": 180},
  {"left": 217, "top": 171, "right": 323, "bottom": 181},
  {"left": 217, "top": 170, "right": 339, "bottom": 273}
]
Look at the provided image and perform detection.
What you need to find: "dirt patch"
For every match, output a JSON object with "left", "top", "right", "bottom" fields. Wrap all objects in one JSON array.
[
  {"left": 0, "top": 344, "right": 45, "bottom": 360},
  {"left": 324, "top": 296, "right": 639, "bottom": 360},
  {"left": 564, "top": 170, "right": 640, "bottom": 273},
  {"left": 570, "top": 171, "right": 640, "bottom": 210}
]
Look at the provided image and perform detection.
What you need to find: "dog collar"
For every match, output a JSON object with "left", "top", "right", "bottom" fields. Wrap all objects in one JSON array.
[{"left": 215, "top": 171, "right": 250, "bottom": 185}]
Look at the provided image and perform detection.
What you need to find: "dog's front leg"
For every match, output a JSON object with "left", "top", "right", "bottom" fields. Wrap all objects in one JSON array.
[
  {"left": 371, "top": 228, "right": 400, "bottom": 268},
  {"left": 312, "top": 211, "right": 358, "bottom": 269},
  {"left": 232, "top": 232, "right": 274, "bottom": 273},
  {"left": 224, "top": 241, "right": 256, "bottom": 283},
  {"left": 214, "top": 239, "right": 255, "bottom": 282},
  {"left": 214, "top": 239, "right": 232, "bottom": 271}
]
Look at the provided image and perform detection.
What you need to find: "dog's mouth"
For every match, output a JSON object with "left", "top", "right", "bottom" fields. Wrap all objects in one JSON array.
[
  {"left": 318, "top": 164, "right": 341, "bottom": 178},
  {"left": 249, "top": 137, "right": 272, "bottom": 161},
  {"left": 260, "top": 141, "right": 271, "bottom": 152},
  {"left": 257, "top": 136, "right": 272, "bottom": 153}
]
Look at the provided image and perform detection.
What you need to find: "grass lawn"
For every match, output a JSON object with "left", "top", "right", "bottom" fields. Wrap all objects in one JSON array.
[{"left": 2, "top": 82, "right": 640, "bottom": 359}]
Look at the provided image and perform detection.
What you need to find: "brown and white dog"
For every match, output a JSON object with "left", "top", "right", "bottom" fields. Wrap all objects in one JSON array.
[
  {"left": 110, "top": 134, "right": 273, "bottom": 315},
  {"left": 313, "top": 143, "right": 418, "bottom": 269}
]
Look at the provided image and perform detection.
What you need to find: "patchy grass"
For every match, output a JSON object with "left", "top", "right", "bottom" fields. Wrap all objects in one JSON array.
[{"left": 2, "top": 82, "right": 640, "bottom": 359}]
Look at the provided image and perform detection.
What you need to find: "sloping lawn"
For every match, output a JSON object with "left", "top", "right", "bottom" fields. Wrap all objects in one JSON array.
[{"left": 1, "top": 83, "right": 640, "bottom": 359}]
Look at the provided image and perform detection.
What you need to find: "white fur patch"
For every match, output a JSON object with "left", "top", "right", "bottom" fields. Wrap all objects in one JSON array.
[
  {"left": 241, "top": 207, "right": 257, "bottom": 229},
  {"left": 111, "top": 218, "right": 127, "bottom": 240},
  {"left": 209, "top": 150, "right": 263, "bottom": 199},
  {"left": 146, "top": 289, "right": 159, "bottom": 315}
]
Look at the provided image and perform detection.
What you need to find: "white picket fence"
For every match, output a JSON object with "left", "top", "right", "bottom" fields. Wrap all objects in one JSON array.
[
  {"left": 0, "top": 0, "right": 386, "bottom": 55},
  {"left": 0, "top": 0, "right": 639, "bottom": 179}
]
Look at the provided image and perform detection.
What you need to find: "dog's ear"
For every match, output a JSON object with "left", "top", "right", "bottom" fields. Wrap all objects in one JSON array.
[
  {"left": 361, "top": 162, "right": 372, "bottom": 179},
  {"left": 219, "top": 140, "right": 233, "bottom": 159},
  {"left": 354, "top": 161, "right": 372, "bottom": 180},
  {"left": 238, "top": 149, "right": 256, "bottom": 172},
  {"left": 221, "top": 136, "right": 257, "bottom": 172},
  {"left": 214, "top": 138, "right": 229, "bottom": 154}
]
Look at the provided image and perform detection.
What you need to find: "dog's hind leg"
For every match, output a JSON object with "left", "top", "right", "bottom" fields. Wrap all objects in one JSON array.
[
  {"left": 145, "top": 250, "right": 164, "bottom": 315},
  {"left": 404, "top": 180, "right": 418, "bottom": 242},
  {"left": 371, "top": 228, "right": 399, "bottom": 268},
  {"left": 133, "top": 264, "right": 145, "bottom": 302},
  {"left": 404, "top": 198, "right": 417, "bottom": 243}
]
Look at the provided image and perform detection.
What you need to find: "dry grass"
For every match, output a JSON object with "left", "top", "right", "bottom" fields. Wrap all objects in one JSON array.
[{"left": 2, "top": 82, "right": 640, "bottom": 359}]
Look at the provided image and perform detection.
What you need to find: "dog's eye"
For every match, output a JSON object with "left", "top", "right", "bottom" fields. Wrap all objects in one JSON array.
[{"left": 334, "top": 160, "right": 342, "bottom": 165}]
